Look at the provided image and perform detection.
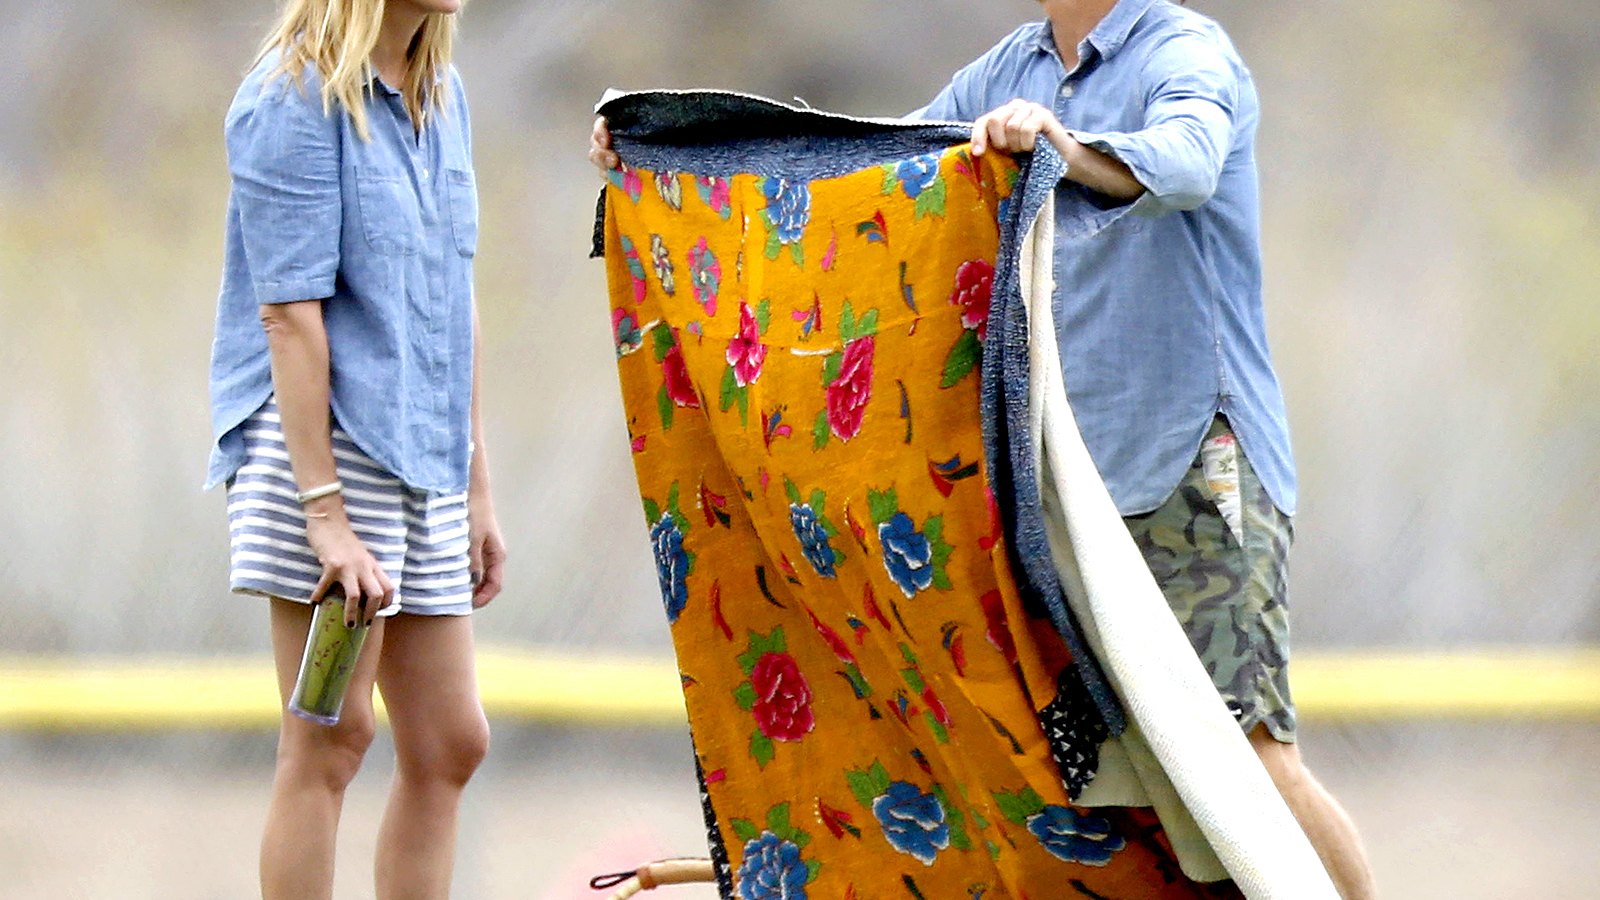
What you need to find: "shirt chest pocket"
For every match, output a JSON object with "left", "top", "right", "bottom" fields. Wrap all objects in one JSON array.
[
  {"left": 353, "top": 167, "right": 423, "bottom": 256},
  {"left": 444, "top": 168, "right": 478, "bottom": 258}
]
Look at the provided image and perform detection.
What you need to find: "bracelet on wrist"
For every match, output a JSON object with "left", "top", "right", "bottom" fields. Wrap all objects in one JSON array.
[{"left": 296, "top": 481, "right": 344, "bottom": 504}]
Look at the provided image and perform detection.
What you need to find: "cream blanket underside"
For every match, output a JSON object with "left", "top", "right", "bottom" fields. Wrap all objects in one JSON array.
[{"left": 1018, "top": 194, "right": 1338, "bottom": 899}]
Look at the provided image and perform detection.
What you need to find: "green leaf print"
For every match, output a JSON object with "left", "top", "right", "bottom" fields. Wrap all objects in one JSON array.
[
  {"left": 730, "top": 818, "right": 760, "bottom": 843},
  {"left": 656, "top": 385, "right": 674, "bottom": 430},
  {"left": 733, "top": 681, "right": 757, "bottom": 711},
  {"left": 866, "top": 488, "right": 899, "bottom": 526},
  {"left": 750, "top": 730, "right": 776, "bottom": 769},
  {"left": 766, "top": 802, "right": 793, "bottom": 840},
  {"left": 941, "top": 329, "right": 982, "bottom": 388},
  {"left": 813, "top": 409, "right": 831, "bottom": 451},
  {"left": 993, "top": 787, "right": 1047, "bottom": 826},
  {"left": 914, "top": 177, "right": 947, "bottom": 219},
  {"left": 720, "top": 365, "right": 738, "bottom": 412},
  {"left": 651, "top": 322, "right": 675, "bottom": 362}
]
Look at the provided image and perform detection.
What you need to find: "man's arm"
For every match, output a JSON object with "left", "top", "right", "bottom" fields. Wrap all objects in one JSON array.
[
  {"left": 1065, "top": 29, "right": 1244, "bottom": 212},
  {"left": 969, "top": 99, "right": 1145, "bottom": 200},
  {"left": 969, "top": 30, "right": 1240, "bottom": 210}
]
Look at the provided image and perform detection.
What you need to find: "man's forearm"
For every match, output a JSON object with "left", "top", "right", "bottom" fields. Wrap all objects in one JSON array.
[{"left": 1051, "top": 131, "right": 1146, "bottom": 201}]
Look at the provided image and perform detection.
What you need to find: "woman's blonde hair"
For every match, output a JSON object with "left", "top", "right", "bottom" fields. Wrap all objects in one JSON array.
[{"left": 257, "top": 0, "right": 458, "bottom": 141}]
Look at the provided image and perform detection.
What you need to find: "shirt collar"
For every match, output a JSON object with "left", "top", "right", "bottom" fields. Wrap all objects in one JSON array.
[
  {"left": 370, "top": 73, "right": 403, "bottom": 98},
  {"left": 1033, "top": 0, "right": 1160, "bottom": 64}
]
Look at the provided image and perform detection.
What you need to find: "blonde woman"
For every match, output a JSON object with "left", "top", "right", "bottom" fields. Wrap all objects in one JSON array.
[{"left": 205, "top": 1, "right": 503, "bottom": 896}]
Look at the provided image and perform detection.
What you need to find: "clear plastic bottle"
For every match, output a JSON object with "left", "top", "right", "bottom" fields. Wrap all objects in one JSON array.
[{"left": 287, "top": 591, "right": 369, "bottom": 726}]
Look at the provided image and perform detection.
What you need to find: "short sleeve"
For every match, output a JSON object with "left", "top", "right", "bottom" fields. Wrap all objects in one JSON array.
[{"left": 225, "top": 75, "right": 343, "bottom": 305}]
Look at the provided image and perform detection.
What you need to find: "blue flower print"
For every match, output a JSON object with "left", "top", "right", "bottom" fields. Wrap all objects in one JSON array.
[
  {"left": 736, "top": 832, "right": 809, "bottom": 900},
  {"left": 879, "top": 512, "right": 934, "bottom": 598},
  {"left": 762, "top": 177, "right": 811, "bottom": 245},
  {"left": 872, "top": 781, "right": 950, "bottom": 865},
  {"left": 1026, "top": 805, "right": 1126, "bottom": 865},
  {"left": 651, "top": 514, "right": 689, "bottom": 622},
  {"left": 789, "top": 503, "right": 837, "bottom": 578},
  {"left": 894, "top": 153, "right": 941, "bottom": 200}
]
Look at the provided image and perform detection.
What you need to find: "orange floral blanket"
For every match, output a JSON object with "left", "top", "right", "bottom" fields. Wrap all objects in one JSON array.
[{"left": 600, "top": 92, "right": 1239, "bottom": 900}]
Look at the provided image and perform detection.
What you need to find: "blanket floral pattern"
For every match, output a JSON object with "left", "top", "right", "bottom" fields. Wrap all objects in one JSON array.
[{"left": 604, "top": 145, "right": 1239, "bottom": 899}]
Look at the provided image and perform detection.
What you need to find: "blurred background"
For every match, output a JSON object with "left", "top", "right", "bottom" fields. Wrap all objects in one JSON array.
[{"left": 1, "top": 0, "right": 1597, "bottom": 896}]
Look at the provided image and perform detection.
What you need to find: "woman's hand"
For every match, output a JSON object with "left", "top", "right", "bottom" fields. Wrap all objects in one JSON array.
[
  {"left": 589, "top": 117, "right": 619, "bottom": 172},
  {"left": 306, "top": 508, "right": 396, "bottom": 627},
  {"left": 468, "top": 494, "right": 506, "bottom": 608},
  {"left": 970, "top": 99, "right": 1071, "bottom": 157}
]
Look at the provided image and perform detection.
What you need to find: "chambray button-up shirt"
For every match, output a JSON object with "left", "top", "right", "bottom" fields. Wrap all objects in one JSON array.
[
  {"left": 916, "top": 0, "right": 1297, "bottom": 516},
  {"left": 207, "top": 53, "right": 478, "bottom": 493}
]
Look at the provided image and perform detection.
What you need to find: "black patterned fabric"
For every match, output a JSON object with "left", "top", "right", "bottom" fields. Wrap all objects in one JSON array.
[{"left": 1041, "top": 667, "right": 1111, "bottom": 800}]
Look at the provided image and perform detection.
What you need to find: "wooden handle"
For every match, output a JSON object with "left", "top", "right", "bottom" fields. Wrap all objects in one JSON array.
[{"left": 602, "top": 859, "right": 716, "bottom": 899}]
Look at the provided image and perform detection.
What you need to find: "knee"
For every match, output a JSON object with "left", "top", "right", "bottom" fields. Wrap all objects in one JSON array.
[
  {"left": 279, "top": 714, "right": 377, "bottom": 791},
  {"left": 400, "top": 714, "right": 490, "bottom": 788}
]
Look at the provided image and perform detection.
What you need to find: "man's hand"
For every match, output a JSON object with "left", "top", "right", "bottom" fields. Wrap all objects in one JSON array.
[
  {"left": 970, "top": 99, "right": 1146, "bottom": 201},
  {"left": 970, "top": 99, "right": 1071, "bottom": 157},
  {"left": 589, "top": 117, "right": 620, "bottom": 173}
]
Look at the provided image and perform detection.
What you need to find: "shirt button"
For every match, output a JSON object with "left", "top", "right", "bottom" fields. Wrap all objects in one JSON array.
[
  {"left": 1060, "top": 84, "right": 1075, "bottom": 98},
  {"left": 422, "top": 168, "right": 431, "bottom": 179}
]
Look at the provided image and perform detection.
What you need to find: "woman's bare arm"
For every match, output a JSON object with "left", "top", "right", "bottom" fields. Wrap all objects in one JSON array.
[
  {"left": 466, "top": 302, "right": 506, "bottom": 607},
  {"left": 260, "top": 300, "right": 395, "bottom": 624}
]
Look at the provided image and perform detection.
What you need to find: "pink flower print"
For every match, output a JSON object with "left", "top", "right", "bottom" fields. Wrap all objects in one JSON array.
[
  {"left": 727, "top": 302, "right": 769, "bottom": 388},
  {"left": 688, "top": 238, "right": 721, "bottom": 316},
  {"left": 694, "top": 175, "right": 733, "bottom": 220},
  {"left": 951, "top": 259, "right": 995, "bottom": 339},
  {"left": 607, "top": 164, "right": 644, "bottom": 203},
  {"left": 662, "top": 343, "right": 700, "bottom": 408},
  {"left": 612, "top": 307, "right": 644, "bottom": 357},
  {"left": 826, "top": 336, "right": 876, "bottom": 441}
]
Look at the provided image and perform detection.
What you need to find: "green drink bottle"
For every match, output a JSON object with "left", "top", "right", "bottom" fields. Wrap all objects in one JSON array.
[{"left": 287, "top": 587, "right": 370, "bottom": 726}]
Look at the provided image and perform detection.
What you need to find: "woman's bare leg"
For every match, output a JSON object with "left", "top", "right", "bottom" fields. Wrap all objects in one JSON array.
[
  {"left": 373, "top": 614, "right": 490, "bottom": 900},
  {"left": 260, "top": 597, "right": 386, "bottom": 900}
]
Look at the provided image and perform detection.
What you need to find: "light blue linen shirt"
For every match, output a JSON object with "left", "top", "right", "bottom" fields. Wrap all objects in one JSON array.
[
  {"left": 206, "top": 53, "right": 478, "bottom": 494},
  {"left": 915, "top": 0, "right": 1296, "bottom": 516}
]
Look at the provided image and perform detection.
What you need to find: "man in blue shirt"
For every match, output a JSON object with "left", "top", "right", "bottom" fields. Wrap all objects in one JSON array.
[
  {"left": 914, "top": 1, "right": 1376, "bottom": 896},
  {"left": 590, "top": 1, "right": 1375, "bottom": 893}
]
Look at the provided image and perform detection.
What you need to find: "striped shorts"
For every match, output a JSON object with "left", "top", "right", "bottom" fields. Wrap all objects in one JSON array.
[{"left": 225, "top": 400, "right": 475, "bottom": 617}]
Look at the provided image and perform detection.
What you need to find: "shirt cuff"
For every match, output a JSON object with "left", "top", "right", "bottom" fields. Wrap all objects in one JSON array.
[
  {"left": 1067, "top": 129, "right": 1169, "bottom": 219},
  {"left": 253, "top": 275, "right": 338, "bottom": 306}
]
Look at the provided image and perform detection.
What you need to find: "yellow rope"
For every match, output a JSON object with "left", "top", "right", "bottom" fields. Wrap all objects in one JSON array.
[{"left": 1, "top": 646, "right": 1596, "bottom": 730}]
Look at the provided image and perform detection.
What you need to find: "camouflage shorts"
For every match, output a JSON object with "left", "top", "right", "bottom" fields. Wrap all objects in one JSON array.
[{"left": 1123, "top": 417, "right": 1297, "bottom": 742}]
